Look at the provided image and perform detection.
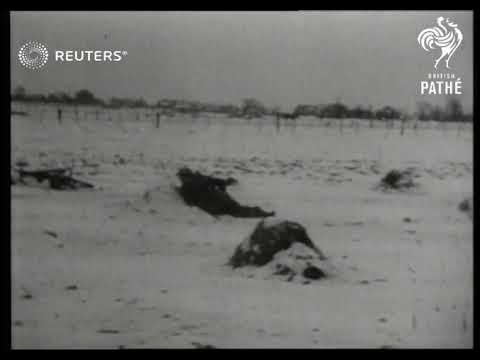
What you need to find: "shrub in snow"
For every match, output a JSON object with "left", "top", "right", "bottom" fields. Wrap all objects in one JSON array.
[
  {"left": 377, "top": 169, "right": 418, "bottom": 191},
  {"left": 458, "top": 197, "right": 472, "bottom": 219}
]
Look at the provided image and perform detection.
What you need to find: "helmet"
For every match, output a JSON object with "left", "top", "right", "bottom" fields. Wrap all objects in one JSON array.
[{"left": 177, "top": 167, "right": 193, "bottom": 178}]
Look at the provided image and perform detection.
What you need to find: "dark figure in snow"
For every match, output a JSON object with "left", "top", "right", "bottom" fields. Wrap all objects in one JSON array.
[
  {"left": 57, "top": 108, "right": 63, "bottom": 125},
  {"left": 16, "top": 168, "right": 93, "bottom": 190},
  {"left": 176, "top": 167, "right": 275, "bottom": 218}
]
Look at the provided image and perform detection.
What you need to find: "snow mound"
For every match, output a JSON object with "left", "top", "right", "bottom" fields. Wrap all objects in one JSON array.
[
  {"left": 229, "top": 219, "right": 331, "bottom": 283},
  {"left": 231, "top": 243, "right": 332, "bottom": 284},
  {"left": 261, "top": 217, "right": 288, "bottom": 228}
]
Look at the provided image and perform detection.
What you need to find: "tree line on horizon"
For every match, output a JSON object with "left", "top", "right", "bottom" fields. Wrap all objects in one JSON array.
[{"left": 11, "top": 86, "right": 472, "bottom": 123}]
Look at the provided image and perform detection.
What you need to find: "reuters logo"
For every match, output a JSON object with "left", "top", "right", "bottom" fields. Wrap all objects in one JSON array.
[{"left": 18, "top": 41, "right": 49, "bottom": 70}]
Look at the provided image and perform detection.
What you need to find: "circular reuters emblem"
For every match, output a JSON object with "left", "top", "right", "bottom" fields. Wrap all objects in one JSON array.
[{"left": 18, "top": 41, "right": 49, "bottom": 70}]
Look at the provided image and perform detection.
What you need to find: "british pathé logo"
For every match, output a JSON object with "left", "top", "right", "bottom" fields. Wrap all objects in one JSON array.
[
  {"left": 417, "top": 17, "right": 464, "bottom": 96},
  {"left": 417, "top": 16, "right": 463, "bottom": 69},
  {"left": 420, "top": 73, "right": 462, "bottom": 95}
]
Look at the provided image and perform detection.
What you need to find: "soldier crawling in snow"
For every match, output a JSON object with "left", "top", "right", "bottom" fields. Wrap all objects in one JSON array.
[{"left": 176, "top": 167, "right": 275, "bottom": 218}]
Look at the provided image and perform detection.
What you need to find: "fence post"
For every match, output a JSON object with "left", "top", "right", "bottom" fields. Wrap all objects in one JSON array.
[
  {"left": 57, "top": 107, "right": 62, "bottom": 125},
  {"left": 354, "top": 119, "right": 360, "bottom": 133}
]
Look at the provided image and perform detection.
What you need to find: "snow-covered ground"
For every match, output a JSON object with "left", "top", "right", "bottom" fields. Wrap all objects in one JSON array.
[{"left": 11, "top": 108, "right": 472, "bottom": 348}]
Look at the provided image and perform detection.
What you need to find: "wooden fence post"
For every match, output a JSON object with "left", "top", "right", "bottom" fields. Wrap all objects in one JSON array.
[{"left": 57, "top": 107, "right": 62, "bottom": 125}]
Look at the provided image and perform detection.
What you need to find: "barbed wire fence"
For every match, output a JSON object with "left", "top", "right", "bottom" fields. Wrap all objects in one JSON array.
[{"left": 12, "top": 102, "right": 472, "bottom": 138}]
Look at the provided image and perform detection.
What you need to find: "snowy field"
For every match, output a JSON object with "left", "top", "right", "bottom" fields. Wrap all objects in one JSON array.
[{"left": 11, "top": 105, "right": 473, "bottom": 348}]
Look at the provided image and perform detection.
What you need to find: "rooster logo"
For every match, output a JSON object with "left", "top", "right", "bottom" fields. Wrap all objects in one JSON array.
[{"left": 418, "top": 17, "right": 463, "bottom": 69}]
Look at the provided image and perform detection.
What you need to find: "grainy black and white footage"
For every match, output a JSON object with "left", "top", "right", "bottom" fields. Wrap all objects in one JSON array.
[{"left": 11, "top": 11, "right": 472, "bottom": 348}]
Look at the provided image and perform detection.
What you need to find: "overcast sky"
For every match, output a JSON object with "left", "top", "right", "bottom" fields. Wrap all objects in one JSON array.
[{"left": 11, "top": 11, "right": 473, "bottom": 112}]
